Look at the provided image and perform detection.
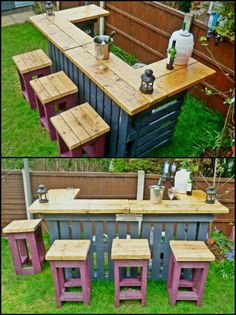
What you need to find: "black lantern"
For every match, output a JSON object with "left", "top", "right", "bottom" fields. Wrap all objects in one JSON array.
[
  {"left": 205, "top": 185, "right": 216, "bottom": 204},
  {"left": 139, "top": 69, "right": 155, "bottom": 94},
  {"left": 45, "top": 1, "right": 55, "bottom": 20},
  {"left": 37, "top": 184, "right": 48, "bottom": 203}
]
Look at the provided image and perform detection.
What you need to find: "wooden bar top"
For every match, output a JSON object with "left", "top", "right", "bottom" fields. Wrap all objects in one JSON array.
[
  {"left": 29, "top": 5, "right": 216, "bottom": 116},
  {"left": 28, "top": 190, "right": 228, "bottom": 215}
]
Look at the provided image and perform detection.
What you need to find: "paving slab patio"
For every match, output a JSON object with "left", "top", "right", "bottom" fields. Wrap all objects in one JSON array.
[{"left": 1, "top": 10, "right": 35, "bottom": 27}]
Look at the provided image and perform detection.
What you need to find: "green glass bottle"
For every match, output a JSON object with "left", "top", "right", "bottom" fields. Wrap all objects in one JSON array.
[{"left": 166, "top": 40, "right": 177, "bottom": 70}]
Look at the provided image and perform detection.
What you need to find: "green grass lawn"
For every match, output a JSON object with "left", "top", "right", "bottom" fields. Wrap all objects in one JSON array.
[
  {"left": 2, "top": 22, "right": 224, "bottom": 157},
  {"left": 1, "top": 236, "right": 234, "bottom": 314}
]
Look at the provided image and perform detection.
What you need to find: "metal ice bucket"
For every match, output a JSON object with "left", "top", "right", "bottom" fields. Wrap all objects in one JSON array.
[
  {"left": 149, "top": 185, "right": 164, "bottom": 204},
  {"left": 93, "top": 32, "right": 115, "bottom": 60}
]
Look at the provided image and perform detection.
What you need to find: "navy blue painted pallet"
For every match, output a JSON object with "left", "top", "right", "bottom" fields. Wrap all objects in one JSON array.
[{"left": 48, "top": 42, "right": 187, "bottom": 157}]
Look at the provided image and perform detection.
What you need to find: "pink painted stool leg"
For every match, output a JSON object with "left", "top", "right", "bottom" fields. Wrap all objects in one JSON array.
[
  {"left": 36, "top": 227, "right": 46, "bottom": 263},
  {"left": 169, "top": 261, "right": 181, "bottom": 305},
  {"left": 192, "top": 268, "right": 200, "bottom": 290},
  {"left": 7, "top": 235, "right": 23, "bottom": 275},
  {"left": 58, "top": 268, "right": 65, "bottom": 294},
  {"left": 27, "top": 232, "right": 42, "bottom": 273},
  {"left": 196, "top": 264, "right": 209, "bottom": 306},
  {"left": 80, "top": 261, "right": 90, "bottom": 305},
  {"left": 114, "top": 261, "right": 120, "bottom": 307},
  {"left": 167, "top": 254, "right": 175, "bottom": 291},
  {"left": 86, "top": 257, "right": 91, "bottom": 301},
  {"left": 141, "top": 260, "right": 148, "bottom": 306},
  {"left": 17, "top": 70, "right": 26, "bottom": 97},
  {"left": 50, "top": 262, "right": 62, "bottom": 308}
]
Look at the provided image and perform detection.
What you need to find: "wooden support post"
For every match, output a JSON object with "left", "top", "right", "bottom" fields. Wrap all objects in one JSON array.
[
  {"left": 136, "top": 170, "right": 145, "bottom": 235},
  {"left": 22, "top": 158, "right": 33, "bottom": 219}
]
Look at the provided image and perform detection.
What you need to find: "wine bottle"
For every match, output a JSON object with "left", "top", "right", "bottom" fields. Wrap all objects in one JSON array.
[
  {"left": 166, "top": 40, "right": 177, "bottom": 70},
  {"left": 186, "top": 176, "right": 193, "bottom": 196}
]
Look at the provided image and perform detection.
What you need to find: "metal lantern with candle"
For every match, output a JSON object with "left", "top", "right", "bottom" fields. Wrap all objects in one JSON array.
[
  {"left": 45, "top": 1, "right": 55, "bottom": 20},
  {"left": 139, "top": 69, "right": 155, "bottom": 94},
  {"left": 37, "top": 184, "right": 49, "bottom": 203},
  {"left": 205, "top": 185, "right": 217, "bottom": 204}
]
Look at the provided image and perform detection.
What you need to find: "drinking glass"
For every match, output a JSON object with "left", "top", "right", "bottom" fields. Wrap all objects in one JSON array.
[
  {"left": 168, "top": 187, "right": 176, "bottom": 206},
  {"left": 96, "top": 45, "right": 105, "bottom": 70}
]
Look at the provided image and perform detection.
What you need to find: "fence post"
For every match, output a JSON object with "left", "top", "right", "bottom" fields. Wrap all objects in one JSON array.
[
  {"left": 136, "top": 170, "right": 145, "bottom": 234},
  {"left": 22, "top": 158, "right": 33, "bottom": 219}
]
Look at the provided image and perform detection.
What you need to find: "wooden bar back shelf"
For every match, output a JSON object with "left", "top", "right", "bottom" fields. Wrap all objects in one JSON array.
[
  {"left": 46, "top": 240, "right": 91, "bottom": 307},
  {"left": 50, "top": 103, "right": 110, "bottom": 157},
  {"left": 111, "top": 239, "right": 151, "bottom": 307},
  {"left": 12, "top": 49, "right": 52, "bottom": 109},
  {"left": 30, "top": 71, "right": 78, "bottom": 140},
  {"left": 2, "top": 219, "right": 45, "bottom": 275},
  {"left": 167, "top": 241, "right": 215, "bottom": 306}
]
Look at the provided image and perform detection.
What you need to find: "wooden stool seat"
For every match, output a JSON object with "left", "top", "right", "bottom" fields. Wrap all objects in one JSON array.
[
  {"left": 12, "top": 49, "right": 52, "bottom": 109},
  {"left": 30, "top": 71, "right": 78, "bottom": 140},
  {"left": 169, "top": 241, "right": 215, "bottom": 262},
  {"left": 111, "top": 239, "right": 151, "bottom": 307},
  {"left": 168, "top": 240, "right": 215, "bottom": 307},
  {"left": 30, "top": 71, "right": 78, "bottom": 105},
  {"left": 51, "top": 103, "right": 110, "bottom": 157},
  {"left": 46, "top": 240, "right": 91, "bottom": 308},
  {"left": 2, "top": 219, "right": 42, "bottom": 234},
  {"left": 46, "top": 240, "right": 90, "bottom": 261},
  {"left": 3, "top": 219, "right": 45, "bottom": 275},
  {"left": 111, "top": 239, "right": 151, "bottom": 260},
  {"left": 12, "top": 49, "right": 52, "bottom": 74}
]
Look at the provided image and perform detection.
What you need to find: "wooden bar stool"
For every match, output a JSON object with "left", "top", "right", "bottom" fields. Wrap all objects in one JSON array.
[
  {"left": 12, "top": 49, "right": 52, "bottom": 109},
  {"left": 168, "top": 241, "right": 215, "bottom": 306},
  {"left": 30, "top": 71, "right": 78, "bottom": 140},
  {"left": 51, "top": 103, "right": 110, "bottom": 157},
  {"left": 111, "top": 239, "right": 151, "bottom": 307},
  {"left": 46, "top": 240, "right": 91, "bottom": 308},
  {"left": 2, "top": 219, "right": 45, "bottom": 275}
]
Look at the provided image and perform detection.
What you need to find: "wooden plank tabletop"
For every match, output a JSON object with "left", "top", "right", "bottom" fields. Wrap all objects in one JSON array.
[
  {"left": 29, "top": 4, "right": 216, "bottom": 116},
  {"left": 175, "top": 190, "right": 206, "bottom": 202},
  {"left": 55, "top": 4, "right": 110, "bottom": 23},
  {"left": 129, "top": 199, "right": 229, "bottom": 214},
  {"left": 48, "top": 188, "right": 80, "bottom": 202},
  {"left": 28, "top": 199, "right": 130, "bottom": 214}
]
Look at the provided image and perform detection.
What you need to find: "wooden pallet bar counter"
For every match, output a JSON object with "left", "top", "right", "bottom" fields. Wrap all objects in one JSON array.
[
  {"left": 29, "top": 5, "right": 216, "bottom": 157},
  {"left": 28, "top": 190, "right": 228, "bottom": 281}
]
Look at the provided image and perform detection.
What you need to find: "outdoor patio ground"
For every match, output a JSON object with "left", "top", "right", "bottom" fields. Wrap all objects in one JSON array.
[
  {"left": 2, "top": 21, "right": 224, "bottom": 157},
  {"left": 1, "top": 236, "right": 234, "bottom": 314}
]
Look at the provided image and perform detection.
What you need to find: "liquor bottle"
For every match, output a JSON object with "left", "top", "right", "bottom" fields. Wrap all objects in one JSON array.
[
  {"left": 186, "top": 176, "right": 193, "bottom": 196},
  {"left": 166, "top": 40, "right": 177, "bottom": 70}
]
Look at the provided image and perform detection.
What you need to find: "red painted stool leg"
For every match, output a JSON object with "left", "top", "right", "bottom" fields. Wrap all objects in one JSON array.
[
  {"left": 65, "top": 93, "right": 77, "bottom": 110},
  {"left": 27, "top": 232, "right": 42, "bottom": 273},
  {"left": 7, "top": 235, "right": 23, "bottom": 275},
  {"left": 43, "top": 103, "right": 57, "bottom": 140},
  {"left": 167, "top": 254, "right": 175, "bottom": 291},
  {"left": 22, "top": 66, "right": 51, "bottom": 109},
  {"left": 83, "top": 135, "right": 106, "bottom": 157}
]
